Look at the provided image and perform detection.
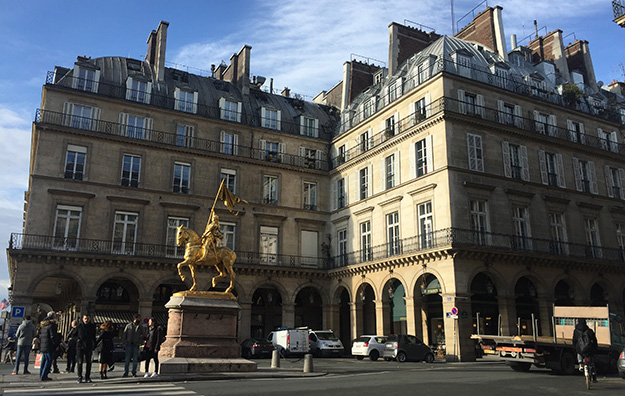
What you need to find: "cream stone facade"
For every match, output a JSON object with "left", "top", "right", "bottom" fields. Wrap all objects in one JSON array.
[{"left": 7, "top": 8, "right": 625, "bottom": 361}]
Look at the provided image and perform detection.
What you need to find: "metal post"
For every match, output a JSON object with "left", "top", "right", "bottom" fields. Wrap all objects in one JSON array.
[
  {"left": 498, "top": 314, "right": 502, "bottom": 336},
  {"left": 517, "top": 317, "right": 521, "bottom": 336},
  {"left": 531, "top": 313, "right": 536, "bottom": 342},
  {"left": 476, "top": 312, "right": 480, "bottom": 335}
]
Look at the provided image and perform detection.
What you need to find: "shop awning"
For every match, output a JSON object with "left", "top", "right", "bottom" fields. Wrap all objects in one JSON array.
[
  {"left": 92, "top": 311, "right": 135, "bottom": 325},
  {"left": 422, "top": 278, "right": 442, "bottom": 295}
]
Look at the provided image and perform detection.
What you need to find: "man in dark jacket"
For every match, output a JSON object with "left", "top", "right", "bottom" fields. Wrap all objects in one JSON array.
[
  {"left": 122, "top": 313, "right": 145, "bottom": 377},
  {"left": 39, "top": 311, "right": 58, "bottom": 381},
  {"left": 573, "top": 318, "right": 598, "bottom": 382},
  {"left": 13, "top": 315, "right": 36, "bottom": 375},
  {"left": 76, "top": 314, "right": 96, "bottom": 383},
  {"left": 64, "top": 320, "right": 78, "bottom": 373}
]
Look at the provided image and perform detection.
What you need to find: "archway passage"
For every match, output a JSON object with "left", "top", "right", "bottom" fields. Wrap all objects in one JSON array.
[
  {"left": 251, "top": 286, "right": 282, "bottom": 339},
  {"left": 590, "top": 283, "right": 609, "bottom": 307},
  {"left": 93, "top": 278, "right": 141, "bottom": 340},
  {"left": 515, "top": 277, "right": 540, "bottom": 336},
  {"left": 338, "top": 287, "right": 351, "bottom": 350},
  {"left": 152, "top": 280, "right": 187, "bottom": 325},
  {"left": 470, "top": 273, "right": 499, "bottom": 335},
  {"left": 295, "top": 286, "right": 322, "bottom": 329},
  {"left": 31, "top": 275, "right": 82, "bottom": 336},
  {"left": 554, "top": 280, "right": 575, "bottom": 306},
  {"left": 417, "top": 274, "right": 444, "bottom": 346},
  {"left": 384, "top": 279, "right": 406, "bottom": 335},
  {"left": 359, "top": 283, "right": 376, "bottom": 335}
]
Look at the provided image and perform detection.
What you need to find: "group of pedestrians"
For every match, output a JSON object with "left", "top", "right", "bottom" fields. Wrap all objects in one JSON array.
[{"left": 10, "top": 311, "right": 164, "bottom": 383}]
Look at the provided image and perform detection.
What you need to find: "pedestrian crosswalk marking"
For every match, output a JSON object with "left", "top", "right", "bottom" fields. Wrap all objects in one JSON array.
[{"left": 2, "top": 382, "right": 197, "bottom": 395}]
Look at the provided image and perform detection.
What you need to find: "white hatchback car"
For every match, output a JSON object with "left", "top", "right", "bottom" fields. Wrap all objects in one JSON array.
[{"left": 351, "top": 335, "right": 388, "bottom": 361}]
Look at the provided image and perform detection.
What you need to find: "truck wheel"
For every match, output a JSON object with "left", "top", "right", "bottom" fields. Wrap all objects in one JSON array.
[
  {"left": 508, "top": 362, "right": 531, "bottom": 372},
  {"left": 397, "top": 352, "right": 407, "bottom": 363},
  {"left": 369, "top": 350, "right": 379, "bottom": 361},
  {"left": 559, "top": 352, "right": 576, "bottom": 375}
]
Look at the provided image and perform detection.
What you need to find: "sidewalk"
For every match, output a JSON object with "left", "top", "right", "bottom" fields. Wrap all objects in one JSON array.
[{"left": 0, "top": 355, "right": 326, "bottom": 388}]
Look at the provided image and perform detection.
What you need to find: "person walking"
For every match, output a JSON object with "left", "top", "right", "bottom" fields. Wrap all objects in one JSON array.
[
  {"left": 3, "top": 337, "right": 16, "bottom": 364},
  {"left": 31, "top": 336, "right": 40, "bottom": 354},
  {"left": 39, "top": 311, "right": 58, "bottom": 381},
  {"left": 96, "top": 321, "right": 115, "bottom": 379},
  {"left": 143, "top": 317, "right": 162, "bottom": 378},
  {"left": 64, "top": 320, "right": 78, "bottom": 373},
  {"left": 13, "top": 315, "right": 36, "bottom": 375},
  {"left": 122, "top": 313, "right": 145, "bottom": 377},
  {"left": 75, "top": 314, "right": 96, "bottom": 383}
]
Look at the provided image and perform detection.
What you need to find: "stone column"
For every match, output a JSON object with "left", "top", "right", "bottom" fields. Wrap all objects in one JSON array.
[
  {"left": 441, "top": 294, "right": 475, "bottom": 362},
  {"left": 374, "top": 299, "right": 387, "bottom": 336},
  {"left": 498, "top": 295, "right": 517, "bottom": 335},
  {"left": 325, "top": 302, "right": 339, "bottom": 331},
  {"left": 537, "top": 298, "right": 552, "bottom": 336},
  {"left": 405, "top": 296, "right": 417, "bottom": 336},
  {"left": 138, "top": 298, "right": 153, "bottom": 323},
  {"left": 238, "top": 300, "right": 252, "bottom": 342},
  {"left": 351, "top": 302, "right": 361, "bottom": 340},
  {"left": 282, "top": 303, "right": 295, "bottom": 328}
]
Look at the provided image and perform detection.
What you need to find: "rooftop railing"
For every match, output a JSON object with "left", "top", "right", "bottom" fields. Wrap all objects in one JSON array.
[
  {"left": 47, "top": 71, "right": 336, "bottom": 141},
  {"left": 614, "top": 0, "right": 625, "bottom": 19},
  {"left": 35, "top": 109, "right": 330, "bottom": 171}
]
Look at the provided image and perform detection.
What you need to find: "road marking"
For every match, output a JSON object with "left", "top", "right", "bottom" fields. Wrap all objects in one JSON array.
[{"left": 3, "top": 383, "right": 197, "bottom": 395}]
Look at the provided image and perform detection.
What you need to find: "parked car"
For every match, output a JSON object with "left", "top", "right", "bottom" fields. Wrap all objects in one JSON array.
[
  {"left": 383, "top": 334, "right": 435, "bottom": 363},
  {"left": 267, "top": 328, "right": 310, "bottom": 357},
  {"left": 352, "top": 335, "right": 387, "bottom": 361},
  {"left": 308, "top": 330, "right": 344, "bottom": 357},
  {"left": 240, "top": 338, "right": 275, "bottom": 359},
  {"left": 618, "top": 346, "right": 625, "bottom": 379}
]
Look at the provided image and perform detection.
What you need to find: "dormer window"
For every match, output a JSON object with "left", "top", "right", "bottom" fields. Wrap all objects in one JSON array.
[
  {"left": 72, "top": 65, "right": 100, "bottom": 93},
  {"left": 174, "top": 87, "right": 198, "bottom": 113},
  {"left": 363, "top": 98, "right": 376, "bottom": 119},
  {"left": 452, "top": 50, "right": 473, "bottom": 78},
  {"left": 219, "top": 97, "right": 242, "bottom": 122},
  {"left": 388, "top": 78, "right": 402, "bottom": 103},
  {"left": 261, "top": 106, "right": 281, "bottom": 130},
  {"left": 300, "top": 116, "right": 318, "bottom": 137},
  {"left": 126, "top": 76, "right": 152, "bottom": 104}
]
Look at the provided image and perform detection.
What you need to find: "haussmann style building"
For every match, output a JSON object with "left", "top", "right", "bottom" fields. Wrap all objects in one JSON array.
[{"left": 7, "top": 5, "right": 625, "bottom": 361}]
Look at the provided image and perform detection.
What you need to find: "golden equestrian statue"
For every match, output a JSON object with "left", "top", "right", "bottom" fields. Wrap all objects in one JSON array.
[{"left": 176, "top": 179, "right": 247, "bottom": 294}]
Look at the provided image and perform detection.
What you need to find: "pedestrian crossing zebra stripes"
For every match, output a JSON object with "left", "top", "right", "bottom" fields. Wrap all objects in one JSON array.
[{"left": 2, "top": 382, "right": 198, "bottom": 396}]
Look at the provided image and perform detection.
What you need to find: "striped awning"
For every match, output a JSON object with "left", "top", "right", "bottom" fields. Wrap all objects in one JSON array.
[{"left": 92, "top": 311, "right": 135, "bottom": 325}]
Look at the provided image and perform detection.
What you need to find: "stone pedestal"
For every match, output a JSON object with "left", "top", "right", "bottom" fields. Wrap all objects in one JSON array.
[{"left": 159, "top": 291, "right": 256, "bottom": 374}]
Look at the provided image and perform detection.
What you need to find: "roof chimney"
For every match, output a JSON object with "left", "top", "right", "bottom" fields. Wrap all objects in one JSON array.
[
  {"left": 492, "top": 6, "right": 508, "bottom": 61},
  {"left": 146, "top": 21, "right": 169, "bottom": 82},
  {"left": 281, "top": 87, "right": 290, "bottom": 97}
]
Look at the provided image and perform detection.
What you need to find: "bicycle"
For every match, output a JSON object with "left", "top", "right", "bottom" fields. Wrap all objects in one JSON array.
[{"left": 580, "top": 355, "right": 597, "bottom": 390}]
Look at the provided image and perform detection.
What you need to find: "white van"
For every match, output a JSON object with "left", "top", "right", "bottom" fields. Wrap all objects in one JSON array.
[
  {"left": 308, "top": 329, "right": 344, "bottom": 357},
  {"left": 267, "top": 328, "right": 310, "bottom": 357}
]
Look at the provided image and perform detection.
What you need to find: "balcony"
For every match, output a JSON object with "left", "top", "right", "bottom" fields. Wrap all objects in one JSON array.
[
  {"left": 46, "top": 71, "right": 336, "bottom": 141},
  {"left": 35, "top": 109, "right": 330, "bottom": 171},
  {"left": 9, "top": 233, "right": 328, "bottom": 269}
]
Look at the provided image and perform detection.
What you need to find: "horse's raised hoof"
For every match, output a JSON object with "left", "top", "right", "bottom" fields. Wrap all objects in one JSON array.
[
  {"left": 180, "top": 274, "right": 186, "bottom": 281},
  {"left": 190, "top": 285, "right": 197, "bottom": 291}
]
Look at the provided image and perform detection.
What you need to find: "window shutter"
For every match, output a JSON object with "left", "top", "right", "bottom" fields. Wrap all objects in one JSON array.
[
  {"left": 145, "top": 82, "right": 152, "bottom": 104},
  {"left": 192, "top": 91, "right": 198, "bottom": 114},
  {"left": 397, "top": 77, "right": 403, "bottom": 96},
  {"left": 220, "top": 131, "right": 226, "bottom": 153},
  {"left": 579, "top": 123, "right": 586, "bottom": 145},
  {"left": 258, "top": 139, "right": 266, "bottom": 160},
  {"left": 383, "top": 86, "right": 389, "bottom": 106},
  {"left": 315, "top": 150, "right": 322, "bottom": 170},
  {"left": 261, "top": 107, "right": 267, "bottom": 127},
  {"left": 354, "top": 170, "right": 360, "bottom": 202},
  {"left": 381, "top": 156, "right": 386, "bottom": 191},
  {"left": 618, "top": 168, "right": 625, "bottom": 199},
  {"left": 91, "top": 107, "right": 101, "bottom": 131},
  {"left": 313, "top": 118, "right": 319, "bottom": 138},
  {"left": 513, "top": 105, "right": 523, "bottom": 128},
  {"left": 332, "top": 179, "right": 337, "bottom": 211},
  {"left": 344, "top": 175, "right": 349, "bottom": 205},
  {"left": 233, "top": 134, "right": 239, "bottom": 155},
  {"left": 299, "top": 146, "right": 305, "bottom": 167},
  {"left": 424, "top": 93, "right": 431, "bottom": 117},
  {"left": 63, "top": 102, "right": 73, "bottom": 126},
  {"left": 395, "top": 150, "right": 401, "bottom": 184},
  {"left": 520, "top": 145, "right": 530, "bottom": 181},
  {"left": 300, "top": 116, "right": 305, "bottom": 135},
  {"left": 502, "top": 141, "right": 511, "bottom": 178},
  {"left": 547, "top": 115, "right": 557, "bottom": 136},
  {"left": 236, "top": 102, "right": 242, "bottom": 123},
  {"left": 497, "top": 100, "right": 505, "bottom": 123},
  {"left": 588, "top": 161, "right": 598, "bottom": 194},
  {"left": 278, "top": 142, "right": 285, "bottom": 162},
  {"left": 572, "top": 157, "right": 582, "bottom": 191},
  {"left": 408, "top": 101, "right": 416, "bottom": 125},
  {"left": 219, "top": 97, "right": 226, "bottom": 120},
  {"left": 409, "top": 141, "right": 416, "bottom": 179},
  {"left": 605, "top": 165, "right": 614, "bottom": 198},
  {"left": 174, "top": 87, "right": 180, "bottom": 103},
  {"left": 93, "top": 70, "right": 100, "bottom": 93},
  {"left": 555, "top": 154, "right": 566, "bottom": 188},
  {"left": 477, "top": 94, "right": 485, "bottom": 118},
  {"left": 566, "top": 119, "right": 574, "bottom": 141},
  {"left": 426, "top": 135, "right": 433, "bottom": 174},
  {"left": 276, "top": 110, "right": 282, "bottom": 131},
  {"left": 368, "top": 164, "right": 373, "bottom": 196},
  {"left": 467, "top": 134, "right": 476, "bottom": 171},
  {"left": 144, "top": 117, "right": 153, "bottom": 140},
  {"left": 125, "top": 78, "right": 133, "bottom": 100},
  {"left": 71, "top": 65, "right": 79, "bottom": 89},
  {"left": 610, "top": 131, "right": 618, "bottom": 153},
  {"left": 380, "top": 120, "right": 386, "bottom": 136},
  {"left": 538, "top": 150, "right": 548, "bottom": 185},
  {"left": 118, "top": 112, "right": 128, "bottom": 136},
  {"left": 458, "top": 89, "right": 466, "bottom": 114}
]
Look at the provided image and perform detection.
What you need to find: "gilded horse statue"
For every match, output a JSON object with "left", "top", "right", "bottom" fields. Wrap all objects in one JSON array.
[{"left": 176, "top": 224, "right": 237, "bottom": 293}]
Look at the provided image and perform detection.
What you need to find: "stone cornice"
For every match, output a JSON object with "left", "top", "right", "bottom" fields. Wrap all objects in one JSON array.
[
  {"left": 48, "top": 189, "right": 96, "bottom": 199},
  {"left": 106, "top": 195, "right": 150, "bottom": 205},
  {"left": 159, "top": 201, "right": 202, "bottom": 211}
]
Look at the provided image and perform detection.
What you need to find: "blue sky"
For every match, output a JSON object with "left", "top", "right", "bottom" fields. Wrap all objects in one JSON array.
[{"left": 0, "top": 0, "right": 623, "bottom": 304}]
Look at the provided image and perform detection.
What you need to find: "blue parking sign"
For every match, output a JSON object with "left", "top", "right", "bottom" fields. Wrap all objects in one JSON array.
[{"left": 11, "top": 306, "right": 25, "bottom": 318}]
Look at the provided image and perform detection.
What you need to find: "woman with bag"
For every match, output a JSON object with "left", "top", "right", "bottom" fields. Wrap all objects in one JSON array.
[{"left": 96, "top": 321, "right": 115, "bottom": 379}]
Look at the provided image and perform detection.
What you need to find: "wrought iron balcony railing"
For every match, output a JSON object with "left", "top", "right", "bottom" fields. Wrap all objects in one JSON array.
[
  {"left": 35, "top": 109, "right": 330, "bottom": 171},
  {"left": 9, "top": 233, "right": 328, "bottom": 269},
  {"left": 47, "top": 71, "right": 336, "bottom": 141}
]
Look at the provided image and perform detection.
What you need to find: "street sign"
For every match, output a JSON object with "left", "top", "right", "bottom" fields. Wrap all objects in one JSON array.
[
  {"left": 450, "top": 306, "right": 458, "bottom": 316},
  {"left": 446, "top": 312, "right": 458, "bottom": 319},
  {"left": 11, "top": 306, "right": 24, "bottom": 318}
]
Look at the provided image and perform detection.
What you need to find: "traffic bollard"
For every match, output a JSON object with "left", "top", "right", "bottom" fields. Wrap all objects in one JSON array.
[
  {"left": 303, "top": 353, "right": 313, "bottom": 373},
  {"left": 271, "top": 349, "right": 280, "bottom": 368}
]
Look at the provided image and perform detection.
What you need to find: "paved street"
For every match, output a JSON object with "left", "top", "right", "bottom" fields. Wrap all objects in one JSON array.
[{"left": 1, "top": 357, "right": 624, "bottom": 395}]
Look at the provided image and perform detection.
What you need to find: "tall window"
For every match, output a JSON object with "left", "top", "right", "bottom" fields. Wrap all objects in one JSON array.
[
  {"left": 303, "top": 182, "right": 317, "bottom": 210},
  {"left": 220, "top": 98, "right": 240, "bottom": 122},
  {"left": 166, "top": 217, "right": 189, "bottom": 257},
  {"left": 112, "top": 212, "right": 138, "bottom": 254},
  {"left": 70, "top": 105, "right": 93, "bottom": 130},
  {"left": 607, "top": 167, "right": 624, "bottom": 199},
  {"left": 384, "top": 115, "right": 395, "bottom": 138},
  {"left": 177, "top": 125, "right": 194, "bottom": 148},
  {"left": 599, "top": 129, "right": 618, "bottom": 153},
  {"left": 337, "top": 229, "right": 347, "bottom": 266},
  {"left": 360, "top": 131, "right": 370, "bottom": 153},
  {"left": 121, "top": 154, "right": 141, "bottom": 187},
  {"left": 337, "top": 178, "right": 346, "bottom": 209},
  {"left": 574, "top": 159, "right": 593, "bottom": 193},
  {"left": 386, "top": 211, "right": 400, "bottom": 256},
  {"left": 512, "top": 206, "right": 531, "bottom": 250},
  {"left": 360, "top": 167, "right": 369, "bottom": 200},
  {"left": 175, "top": 89, "right": 196, "bottom": 113},
  {"left": 415, "top": 138, "right": 430, "bottom": 177},
  {"left": 301, "top": 116, "right": 318, "bottom": 137},
  {"left": 539, "top": 151, "right": 565, "bottom": 188},
  {"left": 127, "top": 78, "right": 149, "bottom": 104},
  {"left": 75, "top": 67, "right": 96, "bottom": 92},
  {"left": 338, "top": 145, "right": 346, "bottom": 164},
  {"left": 260, "top": 226, "right": 278, "bottom": 264},
  {"left": 549, "top": 213, "right": 567, "bottom": 255},
  {"left": 126, "top": 115, "right": 147, "bottom": 140},
  {"left": 417, "top": 62, "right": 429, "bottom": 84},
  {"left": 467, "top": 133, "right": 484, "bottom": 172},
  {"left": 464, "top": 93, "right": 477, "bottom": 115},
  {"left": 418, "top": 201, "right": 433, "bottom": 249},
  {"left": 53, "top": 205, "right": 82, "bottom": 250},
  {"left": 585, "top": 218, "right": 601, "bottom": 258},
  {"left": 262, "top": 107, "right": 280, "bottom": 130},
  {"left": 221, "top": 222, "right": 236, "bottom": 250},
  {"left": 385, "top": 154, "right": 396, "bottom": 189},
  {"left": 64, "top": 145, "right": 86, "bottom": 180},
  {"left": 363, "top": 99, "right": 375, "bottom": 118},
  {"left": 389, "top": 80, "right": 401, "bottom": 102},
  {"left": 220, "top": 131, "right": 238, "bottom": 155},
  {"left": 568, "top": 120, "right": 583, "bottom": 143},
  {"left": 173, "top": 162, "right": 191, "bottom": 194},
  {"left": 221, "top": 168, "right": 236, "bottom": 194},
  {"left": 470, "top": 200, "right": 488, "bottom": 245},
  {"left": 617, "top": 223, "right": 625, "bottom": 260},
  {"left": 414, "top": 97, "right": 427, "bottom": 120},
  {"left": 360, "top": 221, "right": 371, "bottom": 262},
  {"left": 263, "top": 175, "right": 278, "bottom": 205}
]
